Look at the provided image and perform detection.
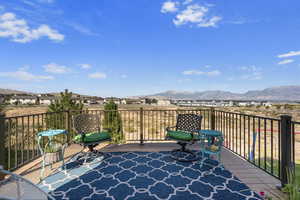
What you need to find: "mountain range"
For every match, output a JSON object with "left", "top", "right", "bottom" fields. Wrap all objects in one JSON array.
[
  {"left": 1, "top": 85, "right": 300, "bottom": 101},
  {"left": 143, "top": 85, "right": 300, "bottom": 101}
]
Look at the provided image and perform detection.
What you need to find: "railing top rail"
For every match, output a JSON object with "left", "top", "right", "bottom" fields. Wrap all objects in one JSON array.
[
  {"left": 214, "top": 109, "right": 281, "bottom": 121},
  {"left": 3, "top": 109, "right": 211, "bottom": 119},
  {"left": 3, "top": 111, "right": 68, "bottom": 120},
  {"left": 292, "top": 121, "right": 300, "bottom": 125}
]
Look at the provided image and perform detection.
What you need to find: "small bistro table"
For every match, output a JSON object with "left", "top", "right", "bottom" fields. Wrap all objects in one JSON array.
[
  {"left": 37, "top": 129, "right": 68, "bottom": 180},
  {"left": 197, "top": 130, "right": 224, "bottom": 163}
]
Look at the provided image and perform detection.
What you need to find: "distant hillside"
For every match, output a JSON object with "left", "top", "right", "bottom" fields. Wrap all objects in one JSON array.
[
  {"left": 143, "top": 86, "right": 300, "bottom": 101},
  {"left": 0, "top": 88, "right": 34, "bottom": 95},
  {"left": 2, "top": 85, "right": 300, "bottom": 101},
  {"left": 0, "top": 88, "right": 95, "bottom": 98}
]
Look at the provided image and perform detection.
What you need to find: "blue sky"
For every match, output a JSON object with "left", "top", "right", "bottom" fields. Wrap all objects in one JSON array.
[{"left": 0, "top": 0, "right": 299, "bottom": 97}]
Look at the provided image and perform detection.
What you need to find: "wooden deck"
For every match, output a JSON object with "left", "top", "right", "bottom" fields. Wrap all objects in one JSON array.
[{"left": 16, "top": 142, "right": 286, "bottom": 200}]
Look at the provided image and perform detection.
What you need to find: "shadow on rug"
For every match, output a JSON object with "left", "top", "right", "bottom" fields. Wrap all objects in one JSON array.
[{"left": 39, "top": 151, "right": 262, "bottom": 200}]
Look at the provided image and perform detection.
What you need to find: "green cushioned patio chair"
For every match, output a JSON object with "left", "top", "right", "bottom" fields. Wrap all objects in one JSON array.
[
  {"left": 166, "top": 114, "right": 203, "bottom": 162},
  {"left": 72, "top": 114, "right": 111, "bottom": 164}
]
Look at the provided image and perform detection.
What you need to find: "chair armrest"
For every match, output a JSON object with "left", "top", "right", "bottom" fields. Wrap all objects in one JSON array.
[
  {"left": 166, "top": 126, "right": 176, "bottom": 132},
  {"left": 190, "top": 129, "right": 204, "bottom": 141},
  {"left": 103, "top": 128, "right": 112, "bottom": 133},
  {"left": 79, "top": 132, "right": 86, "bottom": 143}
]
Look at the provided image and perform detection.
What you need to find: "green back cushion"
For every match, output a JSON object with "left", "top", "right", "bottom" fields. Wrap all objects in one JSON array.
[
  {"left": 74, "top": 132, "right": 111, "bottom": 143},
  {"left": 167, "top": 130, "right": 195, "bottom": 141}
]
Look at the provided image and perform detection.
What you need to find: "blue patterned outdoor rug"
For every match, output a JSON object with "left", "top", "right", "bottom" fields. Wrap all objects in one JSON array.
[{"left": 39, "top": 151, "right": 262, "bottom": 200}]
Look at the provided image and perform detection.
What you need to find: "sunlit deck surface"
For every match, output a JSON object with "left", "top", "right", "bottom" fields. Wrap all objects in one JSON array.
[{"left": 16, "top": 143, "right": 286, "bottom": 200}]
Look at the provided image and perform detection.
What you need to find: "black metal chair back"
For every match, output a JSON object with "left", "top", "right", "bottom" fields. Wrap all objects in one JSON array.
[
  {"left": 176, "top": 114, "right": 202, "bottom": 132},
  {"left": 73, "top": 114, "right": 100, "bottom": 134}
]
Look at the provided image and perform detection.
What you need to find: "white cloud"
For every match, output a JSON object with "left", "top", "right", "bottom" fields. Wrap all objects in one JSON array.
[
  {"left": 278, "top": 59, "right": 294, "bottom": 65},
  {"left": 79, "top": 64, "right": 92, "bottom": 70},
  {"left": 121, "top": 74, "right": 128, "bottom": 79},
  {"left": 278, "top": 51, "right": 300, "bottom": 58},
  {"left": 198, "top": 16, "right": 222, "bottom": 27},
  {"left": 88, "top": 72, "right": 107, "bottom": 79},
  {"left": 0, "top": 68, "right": 54, "bottom": 81},
  {"left": 67, "top": 22, "right": 99, "bottom": 36},
  {"left": 43, "top": 63, "right": 70, "bottom": 74},
  {"left": 38, "top": 0, "right": 55, "bottom": 3},
  {"left": 22, "top": 1, "right": 38, "bottom": 7},
  {"left": 173, "top": 4, "right": 221, "bottom": 27},
  {"left": 239, "top": 65, "right": 262, "bottom": 80},
  {"left": 0, "top": 12, "right": 64, "bottom": 43},
  {"left": 183, "top": 69, "right": 221, "bottom": 76},
  {"left": 240, "top": 73, "right": 262, "bottom": 80},
  {"left": 183, "top": 0, "right": 193, "bottom": 5},
  {"left": 161, "top": 1, "right": 179, "bottom": 13},
  {"left": 239, "top": 65, "right": 260, "bottom": 71}
]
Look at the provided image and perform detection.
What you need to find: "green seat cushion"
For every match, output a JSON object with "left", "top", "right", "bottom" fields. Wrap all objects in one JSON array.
[
  {"left": 74, "top": 132, "right": 111, "bottom": 143},
  {"left": 166, "top": 130, "right": 198, "bottom": 141}
]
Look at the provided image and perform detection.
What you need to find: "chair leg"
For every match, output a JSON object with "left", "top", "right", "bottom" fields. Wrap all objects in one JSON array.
[
  {"left": 88, "top": 145, "right": 94, "bottom": 152},
  {"left": 40, "top": 156, "right": 46, "bottom": 181},
  {"left": 171, "top": 142, "right": 199, "bottom": 162}
]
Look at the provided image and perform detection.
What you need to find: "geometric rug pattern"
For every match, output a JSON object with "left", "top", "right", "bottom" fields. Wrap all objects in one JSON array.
[{"left": 39, "top": 151, "right": 262, "bottom": 200}]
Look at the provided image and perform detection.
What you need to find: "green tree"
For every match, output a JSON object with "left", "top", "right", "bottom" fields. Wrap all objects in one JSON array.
[
  {"left": 48, "top": 89, "right": 83, "bottom": 112},
  {"left": 0, "top": 104, "right": 4, "bottom": 113},
  {"left": 145, "top": 98, "right": 158, "bottom": 104},
  {"left": 47, "top": 89, "right": 83, "bottom": 129},
  {"left": 103, "top": 101, "right": 124, "bottom": 144}
]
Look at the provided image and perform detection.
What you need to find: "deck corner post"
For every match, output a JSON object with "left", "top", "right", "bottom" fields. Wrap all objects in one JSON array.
[
  {"left": 279, "top": 114, "right": 292, "bottom": 187},
  {"left": 0, "top": 112, "right": 6, "bottom": 180},
  {"left": 210, "top": 107, "right": 216, "bottom": 130},
  {"left": 139, "top": 107, "right": 144, "bottom": 145}
]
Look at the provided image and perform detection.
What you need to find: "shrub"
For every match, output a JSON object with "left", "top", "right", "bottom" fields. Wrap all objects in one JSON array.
[{"left": 103, "top": 101, "right": 124, "bottom": 144}]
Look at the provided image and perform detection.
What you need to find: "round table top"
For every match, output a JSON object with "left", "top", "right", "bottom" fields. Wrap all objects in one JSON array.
[
  {"left": 198, "top": 130, "right": 222, "bottom": 137},
  {"left": 37, "top": 129, "right": 67, "bottom": 137}
]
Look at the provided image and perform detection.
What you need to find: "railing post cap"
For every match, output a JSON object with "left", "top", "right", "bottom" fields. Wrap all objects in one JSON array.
[{"left": 280, "top": 114, "right": 292, "bottom": 119}]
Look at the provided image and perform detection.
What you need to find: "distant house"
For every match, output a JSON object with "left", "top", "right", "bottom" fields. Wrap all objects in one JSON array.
[
  {"left": 104, "top": 97, "right": 122, "bottom": 105},
  {"left": 10, "top": 95, "right": 37, "bottom": 105},
  {"left": 238, "top": 102, "right": 250, "bottom": 107},
  {"left": 89, "top": 97, "right": 105, "bottom": 105},
  {"left": 125, "top": 99, "right": 143, "bottom": 105},
  {"left": 39, "top": 96, "right": 56, "bottom": 105},
  {"left": 263, "top": 101, "right": 272, "bottom": 107},
  {"left": 156, "top": 99, "right": 171, "bottom": 106}
]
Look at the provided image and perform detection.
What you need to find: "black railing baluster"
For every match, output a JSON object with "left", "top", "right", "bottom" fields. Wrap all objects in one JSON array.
[
  {"left": 271, "top": 120, "right": 274, "bottom": 174},
  {"left": 239, "top": 114, "right": 242, "bottom": 155},
  {"left": 252, "top": 117, "right": 255, "bottom": 164},
  {"left": 8, "top": 119, "right": 12, "bottom": 169},
  {"left": 243, "top": 115, "right": 246, "bottom": 158},
  {"left": 264, "top": 119, "right": 267, "bottom": 171},
  {"left": 258, "top": 118, "right": 261, "bottom": 167},
  {"left": 278, "top": 120, "right": 281, "bottom": 178},
  {"left": 21, "top": 117, "right": 24, "bottom": 165},
  {"left": 15, "top": 118, "right": 18, "bottom": 168},
  {"left": 27, "top": 116, "right": 30, "bottom": 163}
]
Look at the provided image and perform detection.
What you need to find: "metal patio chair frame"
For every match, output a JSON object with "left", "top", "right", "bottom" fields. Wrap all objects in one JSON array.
[
  {"left": 166, "top": 113, "right": 203, "bottom": 162},
  {"left": 72, "top": 113, "right": 111, "bottom": 164}
]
